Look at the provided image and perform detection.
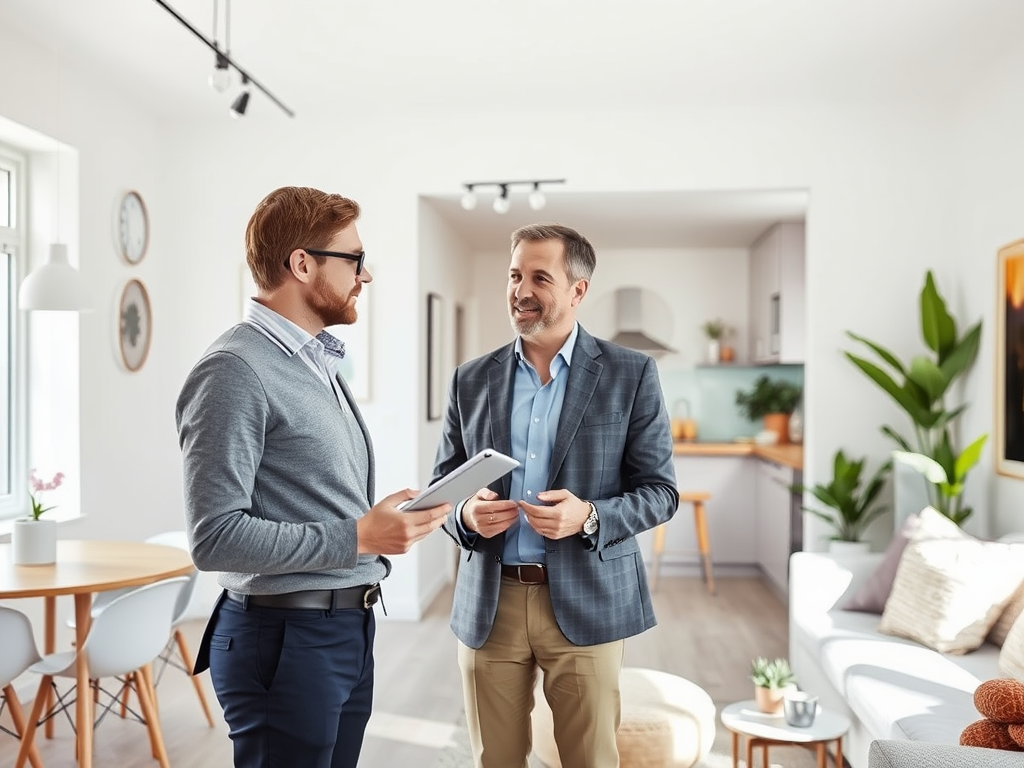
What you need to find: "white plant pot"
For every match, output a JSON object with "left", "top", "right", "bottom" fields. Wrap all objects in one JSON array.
[
  {"left": 707, "top": 339, "right": 721, "bottom": 364},
  {"left": 828, "top": 540, "right": 871, "bottom": 556},
  {"left": 12, "top": 517, "right": 57, "bottom": 565}
]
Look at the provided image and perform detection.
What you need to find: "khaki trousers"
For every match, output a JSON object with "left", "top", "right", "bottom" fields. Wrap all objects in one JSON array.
[{"left": 458, "top": 577, "right": 624, "bottom": 768}]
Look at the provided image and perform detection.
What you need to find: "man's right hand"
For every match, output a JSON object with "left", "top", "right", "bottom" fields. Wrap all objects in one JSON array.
[
  {"left": 356, "top": 490, "right": 449, "bottom": 555},
  {"left": 462, "top": 489, "right": 519, "bottom": 537}
]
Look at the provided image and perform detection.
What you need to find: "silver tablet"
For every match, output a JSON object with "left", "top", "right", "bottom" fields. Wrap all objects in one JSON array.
[{"left": 399, "top": 449, "right": 519, "bottom": 511}]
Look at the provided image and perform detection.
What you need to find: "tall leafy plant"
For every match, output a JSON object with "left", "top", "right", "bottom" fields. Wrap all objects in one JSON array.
[{"left": 844, "top": 271, "right": 985, "bottom": 525}]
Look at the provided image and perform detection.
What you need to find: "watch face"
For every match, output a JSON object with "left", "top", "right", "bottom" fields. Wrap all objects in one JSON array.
[{"left": 119, "top": 191, "right": 148, "bottom": 264}]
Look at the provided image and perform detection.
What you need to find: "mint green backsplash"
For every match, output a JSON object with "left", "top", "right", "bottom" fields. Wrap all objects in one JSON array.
[{"left": 659, "top": 365, "right": 804, "bottom": 442}]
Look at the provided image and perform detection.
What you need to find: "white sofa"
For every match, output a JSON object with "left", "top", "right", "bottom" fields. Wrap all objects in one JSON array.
[{"left": 789, "top": 551, "right": 1003, "bottom": 768}]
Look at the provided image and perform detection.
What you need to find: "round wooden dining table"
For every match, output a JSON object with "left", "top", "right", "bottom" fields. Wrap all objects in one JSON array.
[{"left": 0, "top": 539, "right": 196, "bottom": 768}]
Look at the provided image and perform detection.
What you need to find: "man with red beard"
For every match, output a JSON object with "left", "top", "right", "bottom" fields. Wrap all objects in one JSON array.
[
  {"left": 176, "top": 186, "right": 448, "bottom": 768},
  {"left": 432, "top": 223, "right": 678, "bottom": 767}
]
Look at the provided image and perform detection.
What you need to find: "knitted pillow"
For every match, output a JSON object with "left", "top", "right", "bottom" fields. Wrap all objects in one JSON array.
[
  {"left": 974, "top": 678, "right": 1024, "bottom": 723},
  {"left": 960, "top": 719, "right": 1024, "bottom": 751},
  {"left": 879, "top": 536, "right": 1024, "bottom": 653},
  {"left": 1000, "top": 607, "right": 1024, "bottom": 681},
  {"left": 841, "top": 507, "right": 964, "bottom": 614}
]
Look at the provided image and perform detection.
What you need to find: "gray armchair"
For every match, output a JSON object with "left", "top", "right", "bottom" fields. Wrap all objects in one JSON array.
[{"left": 869, "top": 739, "right": 1023, "bottom": 767}]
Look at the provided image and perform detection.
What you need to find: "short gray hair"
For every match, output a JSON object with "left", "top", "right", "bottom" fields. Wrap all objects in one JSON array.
[{"left": 510, "top": 223, "right": 596, "bottom": 283}]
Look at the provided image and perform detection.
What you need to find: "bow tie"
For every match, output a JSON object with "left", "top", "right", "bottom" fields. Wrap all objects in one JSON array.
[{"left": 316, "top": 331, "right": 346, "bottom": 360}]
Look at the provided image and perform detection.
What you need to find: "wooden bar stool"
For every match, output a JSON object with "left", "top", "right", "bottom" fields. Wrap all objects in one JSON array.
[{"left": 649, "top": 491, "right": 715, "bottom": 595}]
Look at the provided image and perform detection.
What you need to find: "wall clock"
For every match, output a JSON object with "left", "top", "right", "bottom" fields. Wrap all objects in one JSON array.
[
  {"left": 116, "top": 189, "right": 149, "bottom": 264},
  {"left": 118, "top": 278, "right": 152, "bottom": 372}
]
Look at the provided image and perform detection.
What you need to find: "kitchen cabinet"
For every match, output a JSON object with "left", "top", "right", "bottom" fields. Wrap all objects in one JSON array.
[
  {"left": 748, "top": 222, "right": 806, "bottom": 364},
  {"left": 755, "top": 458, "right": 794, "bottom": 599},
  {"left": 657, "top": 456, "right": 757, "bottom": 569}
]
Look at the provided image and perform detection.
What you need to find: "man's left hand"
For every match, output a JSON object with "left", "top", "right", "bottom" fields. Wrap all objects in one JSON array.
[{"left": 519, "top": 490, "right": 590, "bottom": 540}]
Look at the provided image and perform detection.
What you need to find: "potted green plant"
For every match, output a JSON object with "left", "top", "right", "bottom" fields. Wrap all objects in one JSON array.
[
  {"left": 790, "top": 449, "right": 891, "bottom": 553},
  {"left": 735, "top": 375, "right": 802, "bottom": 444},
  {"left": 700, "top": 318, "right": 731, "bottom": 364},
  {"left": 844, "top": 271, "right": 986, "bottom": 526},
  {"left": 749, "top": 657, "right": 797, "bottom": 714}
]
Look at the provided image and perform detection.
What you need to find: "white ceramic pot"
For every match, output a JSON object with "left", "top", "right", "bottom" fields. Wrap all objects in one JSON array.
[
  {"left": 828, "top": 540, "right": 871, "bottom": 556},
  {"left": 12, "top": 517, "right": 57, "bottom": 565},
  {"left": 707, "top": 339, "right": 721, "bottom": 364}
]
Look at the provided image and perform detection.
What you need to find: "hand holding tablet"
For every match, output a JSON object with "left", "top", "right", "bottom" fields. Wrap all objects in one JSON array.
[{"left": 400, "top": 450, "right": 519, "bottom": 511}]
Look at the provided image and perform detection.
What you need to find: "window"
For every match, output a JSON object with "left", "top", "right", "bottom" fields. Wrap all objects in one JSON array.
[{"left": 0, "top": 146, "right": 26, "bottom": 519}]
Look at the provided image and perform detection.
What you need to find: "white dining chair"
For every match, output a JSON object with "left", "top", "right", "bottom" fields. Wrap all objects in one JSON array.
[
  {"left": 0, "top": 608, "right": 45, "bottom": 768},
  {"left": 68, "top": 530, "right": 215, "bottom": 727},
  {"left": 15, "top": 576, "right": 190, "bottom": 768}
]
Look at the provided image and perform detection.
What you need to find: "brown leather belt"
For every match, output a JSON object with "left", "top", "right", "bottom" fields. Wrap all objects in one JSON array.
[
  {"left": 501, "top": 564, "right": 548, "bottom": 585},
  {"left": 226, "top": 584, "right": 380, "bottom": 611}
]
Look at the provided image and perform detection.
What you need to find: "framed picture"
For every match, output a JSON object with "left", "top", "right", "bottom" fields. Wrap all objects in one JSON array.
[
  {"left": 427, "top": 292, "right": 444, "bottom": 421},
  {"left": 997, "top": 238, "right": 1024, "bottom": 478},
  {"left": 118, "top": 278, "right": 152, "bottom": 372}
]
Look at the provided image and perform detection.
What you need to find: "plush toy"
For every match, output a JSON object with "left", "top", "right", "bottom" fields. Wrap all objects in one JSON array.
[{"left": 960, "top": 678, "right": 1024, "bottom": 750}]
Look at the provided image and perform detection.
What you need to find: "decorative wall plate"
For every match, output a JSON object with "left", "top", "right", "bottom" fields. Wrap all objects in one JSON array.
[{"left": 118, "top": 278, "right": 152, "bottom": 371}]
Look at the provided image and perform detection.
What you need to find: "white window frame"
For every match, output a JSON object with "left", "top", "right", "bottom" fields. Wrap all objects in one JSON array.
[{"left": 0, "top": 144, "right": 28, "bottom": 520}]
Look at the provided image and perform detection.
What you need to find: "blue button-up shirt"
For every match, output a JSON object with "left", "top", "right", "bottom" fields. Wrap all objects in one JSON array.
[{"left": 502, "top": 323, "right": 579, "bottom": 565}]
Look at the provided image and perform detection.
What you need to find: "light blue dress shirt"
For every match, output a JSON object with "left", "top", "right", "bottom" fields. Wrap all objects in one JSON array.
[{"left": 502, "top": 323, "right": 579, "bottom": 566}]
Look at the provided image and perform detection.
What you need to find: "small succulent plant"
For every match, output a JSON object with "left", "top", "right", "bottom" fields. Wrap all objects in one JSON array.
[{"left": 749, "top": 657, "right": 797, "bottom": 690}]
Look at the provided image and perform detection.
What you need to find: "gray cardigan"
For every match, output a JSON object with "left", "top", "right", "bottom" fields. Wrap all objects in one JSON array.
[{"left": 175, "top": 323, "right": 388, "bottom": 594}]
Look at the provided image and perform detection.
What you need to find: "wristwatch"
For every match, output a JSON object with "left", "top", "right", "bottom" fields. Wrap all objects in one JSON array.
[{"left": 582, "top": 502, "right": 600, "bottom": 535}]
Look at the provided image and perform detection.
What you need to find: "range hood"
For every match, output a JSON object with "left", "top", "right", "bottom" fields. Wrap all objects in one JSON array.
[{"left": 608, "top": 287, "right": 676, "bottom": 357}]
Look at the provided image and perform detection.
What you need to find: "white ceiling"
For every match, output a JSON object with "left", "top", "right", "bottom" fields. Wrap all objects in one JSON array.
[{"left": 4, "top": 0, "right": 1021, "bottom": 248}]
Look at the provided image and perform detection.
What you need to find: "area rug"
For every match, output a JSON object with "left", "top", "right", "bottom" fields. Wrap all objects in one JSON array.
[{"left": 433, "top": 706, "right": 823, "bottom": 768}]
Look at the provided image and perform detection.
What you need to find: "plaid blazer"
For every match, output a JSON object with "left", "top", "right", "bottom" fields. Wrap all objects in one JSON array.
[{"left": 433, "top": 325, "right": 678, "bottom": 648}]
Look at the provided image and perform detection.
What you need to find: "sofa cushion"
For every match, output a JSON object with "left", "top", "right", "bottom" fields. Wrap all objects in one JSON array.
[
  {"left": 878, "top": 537, "right": 1024, "bottom": 654},
  {"left": 999, "top": 608, "right": 1024, "bottom": 681},
  {"left": 842, "top": 508, "right": 963, "bottom": 614}
]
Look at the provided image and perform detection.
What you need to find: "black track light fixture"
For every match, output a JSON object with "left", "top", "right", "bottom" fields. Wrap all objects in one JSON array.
[
  {"left": 152, "top": 0, "right": 294, "bottom": 118},
  {"left": 459, "top": 179, "right": 566, "bottom": 214}
]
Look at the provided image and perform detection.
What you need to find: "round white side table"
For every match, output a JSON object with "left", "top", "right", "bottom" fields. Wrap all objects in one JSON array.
[{"left": 720, "top": 699, "right": 850, "bottom": 768}]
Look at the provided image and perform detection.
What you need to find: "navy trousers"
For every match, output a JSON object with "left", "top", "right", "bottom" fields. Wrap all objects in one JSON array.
[{"left": 202, "top": 594, "right": 376, "bottom": 768}]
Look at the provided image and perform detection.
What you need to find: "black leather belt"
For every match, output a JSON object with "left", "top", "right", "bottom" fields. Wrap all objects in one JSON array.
[
  {"left": 501, "top": 564, "right": 547, "bottom": 585},
  {"left": 226, "top": 584, "right": 380, "bottom": 611}
]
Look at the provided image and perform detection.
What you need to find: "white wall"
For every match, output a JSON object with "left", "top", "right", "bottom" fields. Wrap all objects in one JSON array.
[{"left": 3, "top": 14, "right": 1024, "bottom": 628}]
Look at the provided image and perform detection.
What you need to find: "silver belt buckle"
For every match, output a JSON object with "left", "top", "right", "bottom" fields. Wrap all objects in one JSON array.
[{"left": 362, "top": 583, "right": 380, "bottom": 609}]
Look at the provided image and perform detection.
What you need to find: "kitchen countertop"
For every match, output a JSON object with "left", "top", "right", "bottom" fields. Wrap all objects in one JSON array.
[{"left": 673, "top": 441, "right": 803, "bottom": 470}]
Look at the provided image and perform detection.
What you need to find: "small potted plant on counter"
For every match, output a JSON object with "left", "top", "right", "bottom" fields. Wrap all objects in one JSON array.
[
  {"left": 735, "top": 375, "right": 802, "bottom": 444},
  {"left": 789, "top": 449, "right": 891, "bottom": 554},
  {"left": 750, "top": 656, "right": 797, "bottom": 714}
]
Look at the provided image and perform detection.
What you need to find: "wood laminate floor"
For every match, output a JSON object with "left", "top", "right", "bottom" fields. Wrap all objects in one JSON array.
[{"left": 0, "top": 575, "right": 787, "bottom": 767}]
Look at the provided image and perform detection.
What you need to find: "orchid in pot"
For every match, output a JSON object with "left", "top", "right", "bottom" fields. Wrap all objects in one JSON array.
[{"left": 13, "top": 469, "right": 65, "bottom": 565}]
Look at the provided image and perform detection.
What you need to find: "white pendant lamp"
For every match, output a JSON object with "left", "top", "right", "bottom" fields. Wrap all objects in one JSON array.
[{"left": 18, "top": 243, "right": 90, "bottom": 311}]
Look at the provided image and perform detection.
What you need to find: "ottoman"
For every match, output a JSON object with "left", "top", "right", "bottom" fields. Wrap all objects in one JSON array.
[{"left": 531, "top": 667, "right": 716, "bottom": 768}]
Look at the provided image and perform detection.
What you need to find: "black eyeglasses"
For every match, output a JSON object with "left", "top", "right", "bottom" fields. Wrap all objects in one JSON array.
[{"left": 285, "top": 248, "right": 365, "bottom": 275}]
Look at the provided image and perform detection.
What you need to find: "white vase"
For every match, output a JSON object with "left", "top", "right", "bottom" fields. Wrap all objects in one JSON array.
[
  {"left": 707, "top": 339, "right": 720, "bottom": 364},
  {"left": 828, "top": 540, "right": 871, "bottom": 556},
  {"left": 12, "top": 517, "right": 57, "bottom": 565}
]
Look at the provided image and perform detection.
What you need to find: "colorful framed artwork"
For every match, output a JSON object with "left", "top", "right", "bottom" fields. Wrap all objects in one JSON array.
[{"left": 996, "top": 238, "right": 1024, "bottom": 478}]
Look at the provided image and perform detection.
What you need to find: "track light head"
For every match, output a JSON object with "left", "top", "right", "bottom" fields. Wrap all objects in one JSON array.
[
  {"left": 493, "top": 185, "right": 511, "bottom": 214},
  {"left": 208, "top": 50, "right": 232, "bottom": 92},
  {"left": 528, "top": 182, "right": 546, "bottom": 211},
  {"left": 230, "top": 76, "right": 251, "bottom": 118},
  {"left": 460, "top": 185, "right": 477, "bottom": 211}
]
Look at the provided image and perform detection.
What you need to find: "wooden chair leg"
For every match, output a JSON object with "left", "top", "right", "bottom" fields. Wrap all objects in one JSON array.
[
  {"left": 13, "top": 677, "right": 51, "bottom": 768},
  {"left": 650, "top": 524, "right": 667, "bottom": 590},
  {"left": 134, "top": 667, "right": 171, "bottom": 768},
  {"left": 4, "top": 685, "right": 45, "bottom": 768},
  {"left": 692, "top": 501, "right": 716, "bottom": 595},
  {"left": 175, "top": 629, "right": 216, "bottom": 727}
]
